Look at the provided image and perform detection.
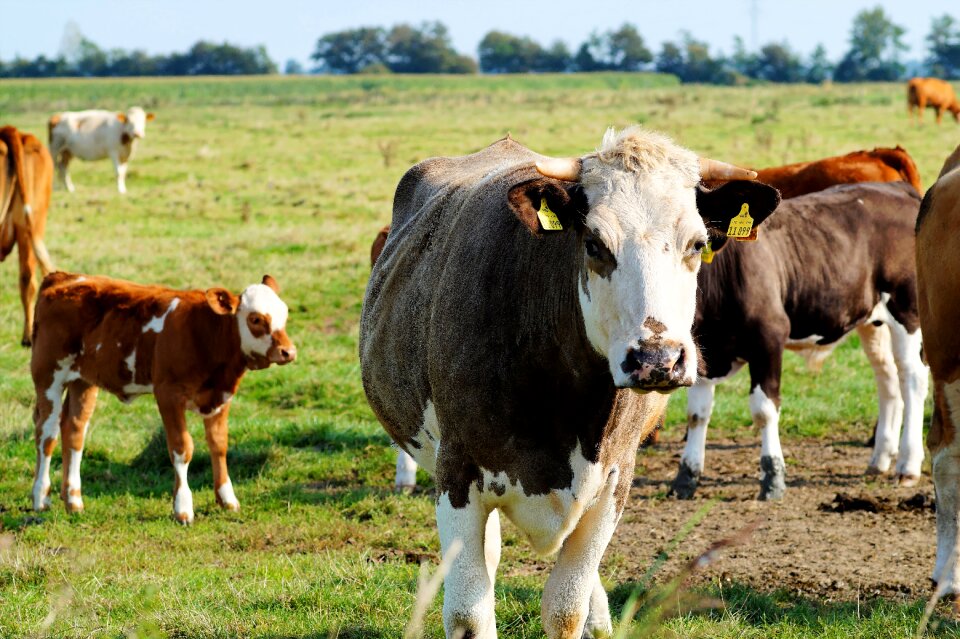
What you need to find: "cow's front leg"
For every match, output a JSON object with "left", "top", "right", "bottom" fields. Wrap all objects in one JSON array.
[
  {"left": 111, "top": 153, "right": 127, "bottom": 194},
  {"left": 203, "top": 404, "right": 239, "bottom": 511},
  {"left": 671, "top": 379, "right": 716, "bottom": 499},
  {"left": 436, "top": 484, "right": 496, "bottom": 639},
  {"left": 748, "top": 346, "right": 785, "bottom": 501},
  {"left": 542, "top": 467, "right": 620, "bottom": 639},
  {"left": 888, "top": 322, "right": 928, "bottom": 485},
  {"left": 60, "top": 381, "right": 98, "bottom": 513},
  {"left": 156, "top": 391, "right": 194, "bottom": 524},
  {"left": 932, "top": 380, "right": 960, "bottom": 595}
]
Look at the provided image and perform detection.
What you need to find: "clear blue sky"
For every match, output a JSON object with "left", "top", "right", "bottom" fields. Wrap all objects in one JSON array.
[{"left": 0, "top": 1, "right": 953, "bottom": 69}]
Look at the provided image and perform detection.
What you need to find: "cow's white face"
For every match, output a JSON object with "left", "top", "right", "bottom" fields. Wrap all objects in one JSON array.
[
  {"left": 237, "top": 283, "right": 292, "bottom": 362},
  {"left": 577, "top": 145, "right": 704, "bottom": 392},
  {"left": 123, "top": 107, "right": 151, "bottom": 139}
]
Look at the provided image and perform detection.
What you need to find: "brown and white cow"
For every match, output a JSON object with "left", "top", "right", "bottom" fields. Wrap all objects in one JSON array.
[
  {"left": 48, "top": 107, "right": 155, "bottom": 194},
  {"left": 0, "top": 126, "right": 56, "bottom": 346},
  {"left": 30, "top": 273, "right": 296, "bottom": 523},
  {"left": 908, "top": 77, "right": 960, "bottom": 125},
  {"left": 360, "top": 129, "right": 779, "bottom": 638},
  {"left": 671, "top": 181, "right": 927, "bottom": 501},
  {"left": 916, "top": 142, "right": 960, "bottom": 598}
]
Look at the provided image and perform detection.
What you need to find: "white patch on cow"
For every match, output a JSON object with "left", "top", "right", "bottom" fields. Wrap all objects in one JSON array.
[
  {"left": 32, "top": 356, "right": 80, "bottom": 510},
  {"left": 680, "top": 379, "right": 716, "bottom": 474},
  {"left": 95, "top": 342, "right": 102, "bottom": 353},
  {"left": 395, "top": 449, "right": 419, "bottom": 488},
  {"left": 218, "top": 479, "right": 239, "bottom": 510},
  {"left": 394, "top": 400, "right": 440, "bottom": 488},
  {"left": 75, "top": 276, "right": 86, "bottom": 283},
  {"left": 750, "top": 385, "right": 783, "bottom": 462},
  {"left": 574, "top": 129, "right": 703, "bottom": 390},
  {"left": 933, "top": 379, "right": 960, "bottom": 593},
  {"left": 858, "top": 321, "right": 904, "bottom": 474},
  {"left": 237, "top": 284, "right": 289, "bottom": 356},
  {"left": 66, "top": 448, "right": 84, "bottom": 509},
  {"left": 122, "top": 347, "right": 153, "bottom": 396},
  {"left": 143, "top": 298, "right": 179, "bottom": 333},
  {"left": 173, "top": 451, "right": 194, "bottom": 523}
]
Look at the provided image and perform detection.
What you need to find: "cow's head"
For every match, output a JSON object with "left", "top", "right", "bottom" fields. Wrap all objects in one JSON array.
[
  {"left": 205, "top": 275, "right": 297, "bottom": 369},
  {"left": 117, "top": 106, "right": 156, "bottom": 141},
  {"left": 509, "top": 127, "right": 779, "bottom": 392}
]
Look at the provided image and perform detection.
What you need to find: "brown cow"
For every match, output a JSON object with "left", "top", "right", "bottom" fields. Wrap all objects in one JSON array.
[
  {"left": 916, "top": 142, "right": 960, "bottom": 598},
  {"left": 30, "top": 272, "right": 296, "bottom": 523},
  {"left": 0, "top": 126, "right": 56, "bottom": 345},
  {"left": 908, "top": 77, "right": 960, "bottom": 124},
  {"left": 370, "top": 225, "right": 390, "bottom": 266}
]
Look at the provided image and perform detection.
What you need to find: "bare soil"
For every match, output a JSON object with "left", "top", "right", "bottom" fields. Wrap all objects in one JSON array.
[{"left": 608, "top": 436, "right": 938, "bottom": 602}]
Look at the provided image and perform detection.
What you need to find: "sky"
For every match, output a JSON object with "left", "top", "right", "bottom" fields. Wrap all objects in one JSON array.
[{"left": 0, "top": 1, "right": 954, "bottom": 69}]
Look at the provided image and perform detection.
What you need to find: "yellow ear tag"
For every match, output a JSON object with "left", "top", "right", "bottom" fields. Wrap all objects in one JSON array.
[
  {"left": 701, "top": 240, "right": 715, "bottom": 263},
  {"left": 726, "top": 202, "right": 753, "bottom": 238},
  {"left": 537, "top": 197, "right": 564, "bottom": 231}
]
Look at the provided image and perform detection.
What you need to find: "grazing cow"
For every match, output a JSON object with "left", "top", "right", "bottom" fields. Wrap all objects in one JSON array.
[
  {"left": 671, "top": 182, "right": 927, "bottom": 501},
  {"left": 30, "top": 273, "right": 296, "bottom": 523},
  {"left": 916, "top": 142, "right": 960, "bottom": 598},
  {"left": 0, "top": 126, "right": 56, "bottom": 345},
  {"left": 753, "top": 147, "right": 923, "bottom": 199},
  {"left": 360, "top": 129, "right": 779, "bottom": 638},
  {"left": 48, "top": 107, "right": 156, "bottom": 194},
  {"left": 908, "top": 78, "right": 960, "bottom": 125}
]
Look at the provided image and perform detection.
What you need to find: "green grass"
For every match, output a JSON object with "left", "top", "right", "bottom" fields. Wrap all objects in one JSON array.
[{"left": 0, "top": 74, "right": 957, "bottom": 638}]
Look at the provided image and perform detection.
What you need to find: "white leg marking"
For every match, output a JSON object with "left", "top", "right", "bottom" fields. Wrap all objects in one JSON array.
[
  {"left": 65, "top": 447, "right": 84, "bottom": 510},
  {"left": 173, "top": 452, "right": 194, "bottom": 524},
  {"left": 933, "top": 379, "right": 960, "bottom": 593},
  {"left": 217, "top": 479, "right": 239, "bottom": 510},
  {"left": 751, "top": 386, "right": 783, "bottom": 461},
  {"left": 484, "top": 508, "right": 501, "bottom": 584},
  {"left": 32, "top": 449, "right": 53, "bottom": 511},
  {"left": 395, "top": 449, "right": 418, "bottom": 489},
  {"left": 583, "top": 572, "right": 612, "bottom": 639},
  {"left": 32, "top": 356, "right": 79, "bottom": 511},
  {"left": 437, "top": 486, "right": 496, "bottom": 639},
  {"left": 858, "top": 322, "right": 903, "bottom": 473},
  {"left": 542, "top": 467, "right": 620, "bottom": 639},
  {"left": 680, "top": 379, "right": 715, "bottom": 474},
  {"left": 889, "top": 326, "right": 928, "bottom": 482}
]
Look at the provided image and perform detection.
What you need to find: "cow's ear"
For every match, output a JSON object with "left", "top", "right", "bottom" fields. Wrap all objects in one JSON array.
[
  {"left": 116, "top": 113, "right": 128, "bottom": 123},
  {"left": 262, "top": 274, "right": 280, "bottom": 293},
  {"left": 697, "top": 180, "right": 781, "bottom": 242},
  {"left": 146, "top": 112, "right": 156, "bottom": 122},
  {"left": 507, "top": 178, "right": 587, "bottom": 236},
  {"left": 205, "top": 288, "right": 239, "bottom": 315}
]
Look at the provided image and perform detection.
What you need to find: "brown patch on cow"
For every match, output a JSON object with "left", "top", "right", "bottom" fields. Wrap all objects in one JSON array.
[
  {"left": 42, "top": 437, "right": 56, "bottom": 456},
  {"left": 68, "top": 489, "right": 81, "bottom": 497},
  {"left": 120, "top": 133, "right": 132, "bottom": 146},
  {"left": 643, "top": 317, "right": 667, "bottom": 336},
  {"left": 247, "top": 312, "right": 270, "bottom": 338}
]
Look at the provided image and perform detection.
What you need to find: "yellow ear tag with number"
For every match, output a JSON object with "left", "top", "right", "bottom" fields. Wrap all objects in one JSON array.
[
  {"left": 701, "top": 240, "right": 715, "bottom": 264},
  {"left": 537, "top": 197, "right": 564, "bottom": 231},
  {"left": 726, "top": 202, "right": 753, "bottom": 238}
]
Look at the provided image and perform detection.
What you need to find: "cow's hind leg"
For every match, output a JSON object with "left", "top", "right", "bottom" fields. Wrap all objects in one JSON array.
[
  {"left": 60, "top": 380, "right": 98, "bottom": 513},
  {"left": 396, "top": 449, "right": 418, "bottom": 491},
  {"left": 671, "top": 379, "right": 716, "bottom": 499},
  {"left": 31, "top": 356, "right": 77, "bottom": 510},
  {"left": 888, "top": 321, "right": 928, "bottom": 485},
  {"left": 858, "top": 322, "right": 904, "bottom": 475},
  {"left": 931, "top": 380, "right": 960, "bottom": 595},
  {"left": 436, "top": 484, "right": 497, "bottom": 638},
  {"left": 542, "top": 467, "right": 620, "bottom": 638}
]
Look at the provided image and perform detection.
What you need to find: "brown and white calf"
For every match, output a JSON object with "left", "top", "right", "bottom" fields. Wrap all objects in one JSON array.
[
  {"left": 30, "top": 273, "right": 296, "bottom": 523},
  {"left": 916, "top": 142, "right": 960, "bottom": 597},
  {"left": 361, "top": 129, "right": 779, "bottom": 638},
  {"left": 671, "top": 182, "right": 927, "bottom": 501},
  {"left": 48, "top": 107, "right": 155, "bottom": 194}
]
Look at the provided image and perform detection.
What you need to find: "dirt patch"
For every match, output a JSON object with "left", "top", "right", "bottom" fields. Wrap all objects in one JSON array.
[{"left": 602, "top": 436, "right": 937, "bottom": 602}]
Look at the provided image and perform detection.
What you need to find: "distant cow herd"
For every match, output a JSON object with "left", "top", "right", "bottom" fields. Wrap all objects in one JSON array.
[{"left": 1, "top": 76, "right": 959, "bottom": 637}]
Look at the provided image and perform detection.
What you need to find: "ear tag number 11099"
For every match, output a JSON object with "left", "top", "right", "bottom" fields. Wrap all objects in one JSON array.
[{"left": 726, "top": 203, "right": 753, "bottom": 238}]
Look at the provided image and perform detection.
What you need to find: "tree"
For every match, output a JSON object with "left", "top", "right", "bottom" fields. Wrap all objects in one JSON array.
[
  {"left": 655, "top": 41, "right": 685, "bottom": 78},
  {"left": 284, "top": 59, "right": 305, "bottom": 75},
  {"left": 541, "top": 41, "right": 572, "bottom": 72},
  {"left": 750, "top": 42, "right": 805, "bottom": 83},
  {"left": 805, "top": 44, "right": 833, "bottom": 83},
  {"left": 574, "top": 23, "right": 651, "bottom": 71},
  {"left": 311, "top": 27, "right": 386, "bottom": 74},
  {"left": 478, "top": 31, "right": 543, "bottom": 73},
  {"left": 386, "top": 22, "right": 476, "bottom": 73},
  {"left": 927, "top": 14, "right": 960, "bottom": 78},
  {"left": 834, "top": 6, "right": 907, "bottom": 81},
  {"left": 654, "top": 34, "right": 729, "bottom": 84}
]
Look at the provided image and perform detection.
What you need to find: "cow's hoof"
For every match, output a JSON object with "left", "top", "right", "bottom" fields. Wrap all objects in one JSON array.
[
  {"left": 221, "top": 501, "right": 240, "bottom": 512},
  {"left": 865, "top": 465, "right": 886, "bottom": 476},
  {"left": 174, "top": 512, "right": 194, "bottom": 525},
  {"left": 395, "top": 483, "right": 416, "bottom": 494},
  {"left": 669, "top": 461, "right": 700, "bottom": 499},
  {"left": 65, "top": 498, "right": 84, "bottom": 514},
  {"left": 758, "top": 456, "right": 786, "bottom": 501},
  {"left": 20, "top": 337, "right": 31, "bottom": 348},
  {"left": 896, "top": 474, "right": 920, "bottom": 487}
]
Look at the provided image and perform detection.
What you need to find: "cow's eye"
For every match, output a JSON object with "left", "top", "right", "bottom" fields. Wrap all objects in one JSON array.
[
  {"left": 585, "top": 238, "right": 601, "bottom": 258},
  {"left": 250, "top": 316, "right": 261, "bottom": 325},
  {"left": 693, "top": 239, "right": 706, "bottom": 253}
]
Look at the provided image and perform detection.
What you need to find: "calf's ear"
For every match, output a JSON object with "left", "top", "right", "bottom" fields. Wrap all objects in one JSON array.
[
  {"left": 697, "top": 180, "right": 781, "bottom": 242},
  {"left": 205, "top": 288, "right": 239, "bottom": 315},
  {"left": 262, "top": 274, "right": 280, "bottom": 292},
  {"left": 146, "top": 113, "right": 156, "bottom": 122},
  {"left": 507, "top": 178, "right": 587, "bottom": 236},
  {"left": 116, "top": 113, "right": 128, "bottom": 123}
]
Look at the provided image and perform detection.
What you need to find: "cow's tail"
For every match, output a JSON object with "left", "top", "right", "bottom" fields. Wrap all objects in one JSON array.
[
  {"left": 0, "top": 127, "right": 55, "bottom": 274},
  {"left": 874, "top": 146, "right": 923, "bottom": 194}
]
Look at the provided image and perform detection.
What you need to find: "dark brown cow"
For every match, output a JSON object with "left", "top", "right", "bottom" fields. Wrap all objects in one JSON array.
[
  {"left": 670, "top": 182, "right": 927, "bottom": 501},
  {"left": 360, "top": 129, "right": 779, "bottom": 637},
  {"left": 30, "top": 273, "right": 296, "bottom": 523},
  {"left": 908, "top": 77, "right": 960, "bottom": 124},
  {"left": 916, "top": 143, "right": 960, "bottom": 598},
  {"left": 0, "top": 126, "right": 56, "bottom": 345}
]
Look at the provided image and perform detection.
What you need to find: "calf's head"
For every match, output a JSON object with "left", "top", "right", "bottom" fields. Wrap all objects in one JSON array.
[
  {"left": 117, "top": 106, "right": 156, "bottom": 141},
  {"left": 509, "top": 127, "right": 780, "bottom": 392},
  {"left": 205, "top": 275, "right": 296, "bottom": 369}
]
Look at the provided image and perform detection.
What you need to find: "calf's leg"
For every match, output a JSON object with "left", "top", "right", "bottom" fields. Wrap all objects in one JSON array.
[
  {"left": 396, "top": 449, "right": 418, "bottom": 490},
  {"left": 59, "top": 381, "right": 98, "bottom": 513},
  {"left": 671, "top": 379, "right": 716, "bottom": 499},
  {"left": 31, "top": 354, "right": 77, "bottom": 510},
  {"left": 203, "top": 405, "right": 239, "bottom": 511},
  {"left": 156, "top": 392, "right": 194, "bottom": 524},
  {"left": 857, "top": 322, "right": 904, "bottom": 474},
  {"left": 888, "top": 321, "right": 928, "bottom": 485}
]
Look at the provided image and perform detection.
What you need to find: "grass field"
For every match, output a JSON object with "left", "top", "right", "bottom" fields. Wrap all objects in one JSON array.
[{"left": 0, "top": 73, "right": 957, "bottom": 638}]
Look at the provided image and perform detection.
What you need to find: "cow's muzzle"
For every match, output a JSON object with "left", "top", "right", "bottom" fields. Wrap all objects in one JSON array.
[
  {"left": 619, "top": 341, "right": 691, "bottom": 392},
  {"left": 268, "top": 343, "right": 297, "bottom": 365}
]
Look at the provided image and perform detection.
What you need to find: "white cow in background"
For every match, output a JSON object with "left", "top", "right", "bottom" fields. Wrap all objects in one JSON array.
[{"left": 48, "top": 107, "right": 155, "bottom": 194}]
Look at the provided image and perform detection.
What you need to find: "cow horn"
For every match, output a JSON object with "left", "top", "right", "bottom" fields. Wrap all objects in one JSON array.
[
  {"left": 536, "top": 157, "right": 582, "bottom": 182},
  {"left": 699, "top": 157, "right": 757, "bottom": 181}
]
